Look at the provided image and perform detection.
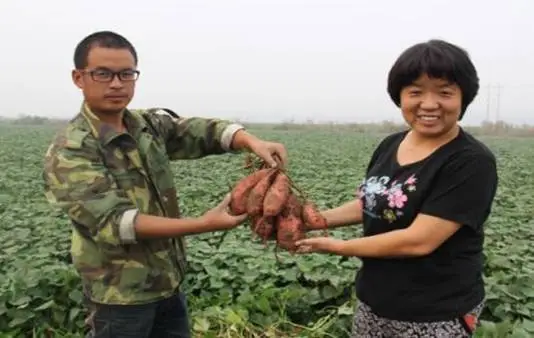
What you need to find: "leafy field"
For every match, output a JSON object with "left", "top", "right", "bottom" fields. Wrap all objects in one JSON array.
[{"left": 0, "top": 124, "right": 533, "bottom": 337}]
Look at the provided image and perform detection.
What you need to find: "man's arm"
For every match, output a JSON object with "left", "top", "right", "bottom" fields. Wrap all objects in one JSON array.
[
  {"left": 145, "top": 108, "right": 247, "bottom": 160},
  {"left": 43, "top": 142, "right": 240, "bottom": 246}
]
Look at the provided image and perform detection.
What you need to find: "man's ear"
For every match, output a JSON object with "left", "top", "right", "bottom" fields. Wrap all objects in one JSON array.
[{"left": 72, "top": 69, "right": 84, "bottom": 89}]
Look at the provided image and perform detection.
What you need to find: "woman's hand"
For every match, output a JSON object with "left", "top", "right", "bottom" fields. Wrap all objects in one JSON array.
[{"left": 295, "top": 237, "right": 346, "bottom": 254}]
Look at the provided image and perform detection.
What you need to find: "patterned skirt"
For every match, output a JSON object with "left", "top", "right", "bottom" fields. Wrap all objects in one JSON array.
[{"left": 350, "top": 301, "right": 484, "bottom": 338}]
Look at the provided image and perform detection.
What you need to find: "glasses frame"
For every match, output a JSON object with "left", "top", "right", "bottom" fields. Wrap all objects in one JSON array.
[{"left": 81, "top": 68, "right": 141, "bottom": 83}]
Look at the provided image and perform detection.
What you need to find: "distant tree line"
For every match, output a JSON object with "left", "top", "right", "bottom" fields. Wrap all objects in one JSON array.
[
  {"left": 1, "top": 114, "right": 533, "bottom": 137},
  {"left": 0, "top": 114, "right": 68, "bottom": 126},
  {"left": 242, "top": 119, "right": 534, "bottom": 137}
]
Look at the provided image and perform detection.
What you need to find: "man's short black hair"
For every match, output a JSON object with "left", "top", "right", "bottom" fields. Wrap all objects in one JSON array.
[
  {"left": 386, "top": 39, "right": 479, "bottom": 120},
  {"left": 73, "top": 31, "right": 138, "bottom": 69}
]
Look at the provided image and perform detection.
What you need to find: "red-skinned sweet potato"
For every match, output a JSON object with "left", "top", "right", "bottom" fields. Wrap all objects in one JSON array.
[
  {"left": 251, "top": 215, "right": 276, "bottom": 241},
  {"left": 229, "top": 168, "right": 272, "bottom": 215},
  {"left": 227, "top": 159, "right": 330, "bottom": 255},
  {"left": 276, "top": 211, "right": 306, "bottom": 252},
  {"left": 246, "top": 169, "right": 278, "bottom": 216},
  {"left": 302, "top": 202, "right": 328, "bottom": 233},
  {"left": 284, "top": 193, "right": 302, "bottom": 217},
  {"left": 263, "top": 172, "right": 291, "bottom": 217}
]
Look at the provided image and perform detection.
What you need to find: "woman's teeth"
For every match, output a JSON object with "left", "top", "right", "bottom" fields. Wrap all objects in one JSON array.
[{"left": 419, "top": 115, "right": 439, "bottom": 121}]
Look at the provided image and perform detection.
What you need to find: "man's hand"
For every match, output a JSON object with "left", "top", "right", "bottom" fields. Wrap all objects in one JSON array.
[
  {"left": 231, "top": 130, "right": 288, "bottom": 168},
  {"left": 200, "top": 193, "right": 248, "bottom": 231},
  {"left": 133, "top": 194, "right": 247, "bottom": 238},
  {"left": 248, "top": 139, "right": 288, "bottom": 168}
]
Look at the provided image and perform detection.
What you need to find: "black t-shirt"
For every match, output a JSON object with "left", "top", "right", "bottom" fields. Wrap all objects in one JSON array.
[{"left": 354, "top": 127, "right": 498, "bottom": 322}]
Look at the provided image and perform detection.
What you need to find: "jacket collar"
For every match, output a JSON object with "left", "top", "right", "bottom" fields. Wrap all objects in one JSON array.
[{"left": 79, "top": 102, "right": 148, "bottom": 145}]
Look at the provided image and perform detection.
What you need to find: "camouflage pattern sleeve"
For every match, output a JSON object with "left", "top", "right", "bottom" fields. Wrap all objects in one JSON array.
[
  {"left": 43, "top": 134, "right": 139, "bottom": 246},
  {"left": 141, "top": 108, "right": 245, "bottom": 160}
]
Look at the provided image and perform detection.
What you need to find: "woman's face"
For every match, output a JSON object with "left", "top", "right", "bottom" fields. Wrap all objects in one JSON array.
[{"left": 399, "top": 73, "right": 462, "bottom": 139}]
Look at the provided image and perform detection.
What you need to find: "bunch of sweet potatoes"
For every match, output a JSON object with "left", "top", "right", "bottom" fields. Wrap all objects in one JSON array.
[{"left": 229, "top": 166, "right": 328, "bottom": 252}]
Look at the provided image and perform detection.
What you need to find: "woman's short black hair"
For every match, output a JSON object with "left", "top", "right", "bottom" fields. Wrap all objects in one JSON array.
[{"left": 386, "top": 39, "right": 479, "bottom": 120}]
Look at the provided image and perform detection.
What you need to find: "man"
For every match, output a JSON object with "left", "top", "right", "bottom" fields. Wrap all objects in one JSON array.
[{"left": 42, "top": 30, "right": 288, "bottom": 338}]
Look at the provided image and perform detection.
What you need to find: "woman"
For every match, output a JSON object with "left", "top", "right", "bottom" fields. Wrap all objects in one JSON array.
[{"left": 295, "top": 39, "right": 498, "bottom": 337}]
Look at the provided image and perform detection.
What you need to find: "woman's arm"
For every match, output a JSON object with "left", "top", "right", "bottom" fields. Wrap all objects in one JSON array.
[
  {"left": 310, "top": 214, "right": 461, "bottom": 257},
  {"left": 307, "top": 199, "right": 363, "bottom": 231},
  {"left": 297, "top": 152, "right": 498, "bottom": 257}
]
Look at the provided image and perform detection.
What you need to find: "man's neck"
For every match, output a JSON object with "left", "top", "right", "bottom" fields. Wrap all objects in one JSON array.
[{"left": 86, "top": 103, "right": 126, "bottom": 133}]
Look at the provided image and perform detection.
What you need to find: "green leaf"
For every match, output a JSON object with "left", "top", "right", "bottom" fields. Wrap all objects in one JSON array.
[
  {"left": 68, "top": 289, "right": 83, "bottom": 303},
  {"left": 34, "top": 299, "right": 55, "bottom": 311},
  {"left": 193, "top": 317, "right": 211, "bottom": 332},
  {"left": 9, "top": 296, "right": 31, "bottom": 307},
  {"left": 522, "top": 319, "right": 534, "bottom": 333}
]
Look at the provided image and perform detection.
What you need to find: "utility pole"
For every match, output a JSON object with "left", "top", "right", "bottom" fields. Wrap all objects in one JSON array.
[
  {"left": 495, "top": 84, "right": 501, "bottom": 122},
  {"left": 485, "top": 84, "right": 491, "bottom": 122}
]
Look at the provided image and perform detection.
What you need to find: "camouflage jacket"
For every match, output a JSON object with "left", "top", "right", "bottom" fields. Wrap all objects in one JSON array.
[{"left": 43, "top": 103, "right": 244, "bottom": 305}]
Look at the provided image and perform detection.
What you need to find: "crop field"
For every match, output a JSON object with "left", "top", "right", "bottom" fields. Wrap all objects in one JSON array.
[{"left": 0, "top": 123, "right": 533, "bottom": 337}]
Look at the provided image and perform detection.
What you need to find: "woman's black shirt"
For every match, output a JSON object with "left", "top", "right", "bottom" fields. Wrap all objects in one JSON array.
[{"left": 355, "top": 128, "right": 498, "bottom": 322}]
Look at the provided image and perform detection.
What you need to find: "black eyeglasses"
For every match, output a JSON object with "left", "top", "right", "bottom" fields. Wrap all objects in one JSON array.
[{"left": 82, "top": 68, "right": 140, "bottom": 83}]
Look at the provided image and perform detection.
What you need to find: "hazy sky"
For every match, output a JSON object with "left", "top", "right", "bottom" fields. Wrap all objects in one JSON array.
[{"left": 1, "top": 0, "right": 533, "bottom": 125}]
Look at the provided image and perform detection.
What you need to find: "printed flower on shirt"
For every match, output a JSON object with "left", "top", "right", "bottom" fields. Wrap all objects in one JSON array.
[
  {"left": 357, "top": 176, "right": 390, "bottom": 211},
  {"left": 357, "top": 173, "right": 418, "bottom": 223},
  {"left": 383, "top": 209, "right": 397, "bottom": 223},
  {"left": 405, "top": 174, "right": 417, "bottom": 192},
  {"left": 388, "top": 188, "right": 408, "bottom": 209}
]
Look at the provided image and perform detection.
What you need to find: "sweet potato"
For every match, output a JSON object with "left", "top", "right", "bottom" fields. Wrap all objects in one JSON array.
[
  {"left": 230, "top": 168, "right": 272, "bottom": 215},
  {"left": 276, "top": 212, "right": 306, "bottom": 252},
  {"left": 246, "top": 169, "right": 278, "bottom": 216},
  {"left": 262, "top": 172, "right": 291, "bottom": 217},
  {"left": 251, "top": 215, "right": 276, "bottom": 241},
  {"left": 302, "top": 202, "right": 328, "bottom": 234},
  {"left": 283, "top": 193, "right": 302, "bottom": 218},
  {"left": 226, "top": 158, "right": 330, "bottom": 256}
]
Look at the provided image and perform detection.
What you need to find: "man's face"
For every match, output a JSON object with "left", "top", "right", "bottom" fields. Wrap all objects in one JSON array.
[{"left": 72, "top": 46, "right": 138, "bottom": 115}]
